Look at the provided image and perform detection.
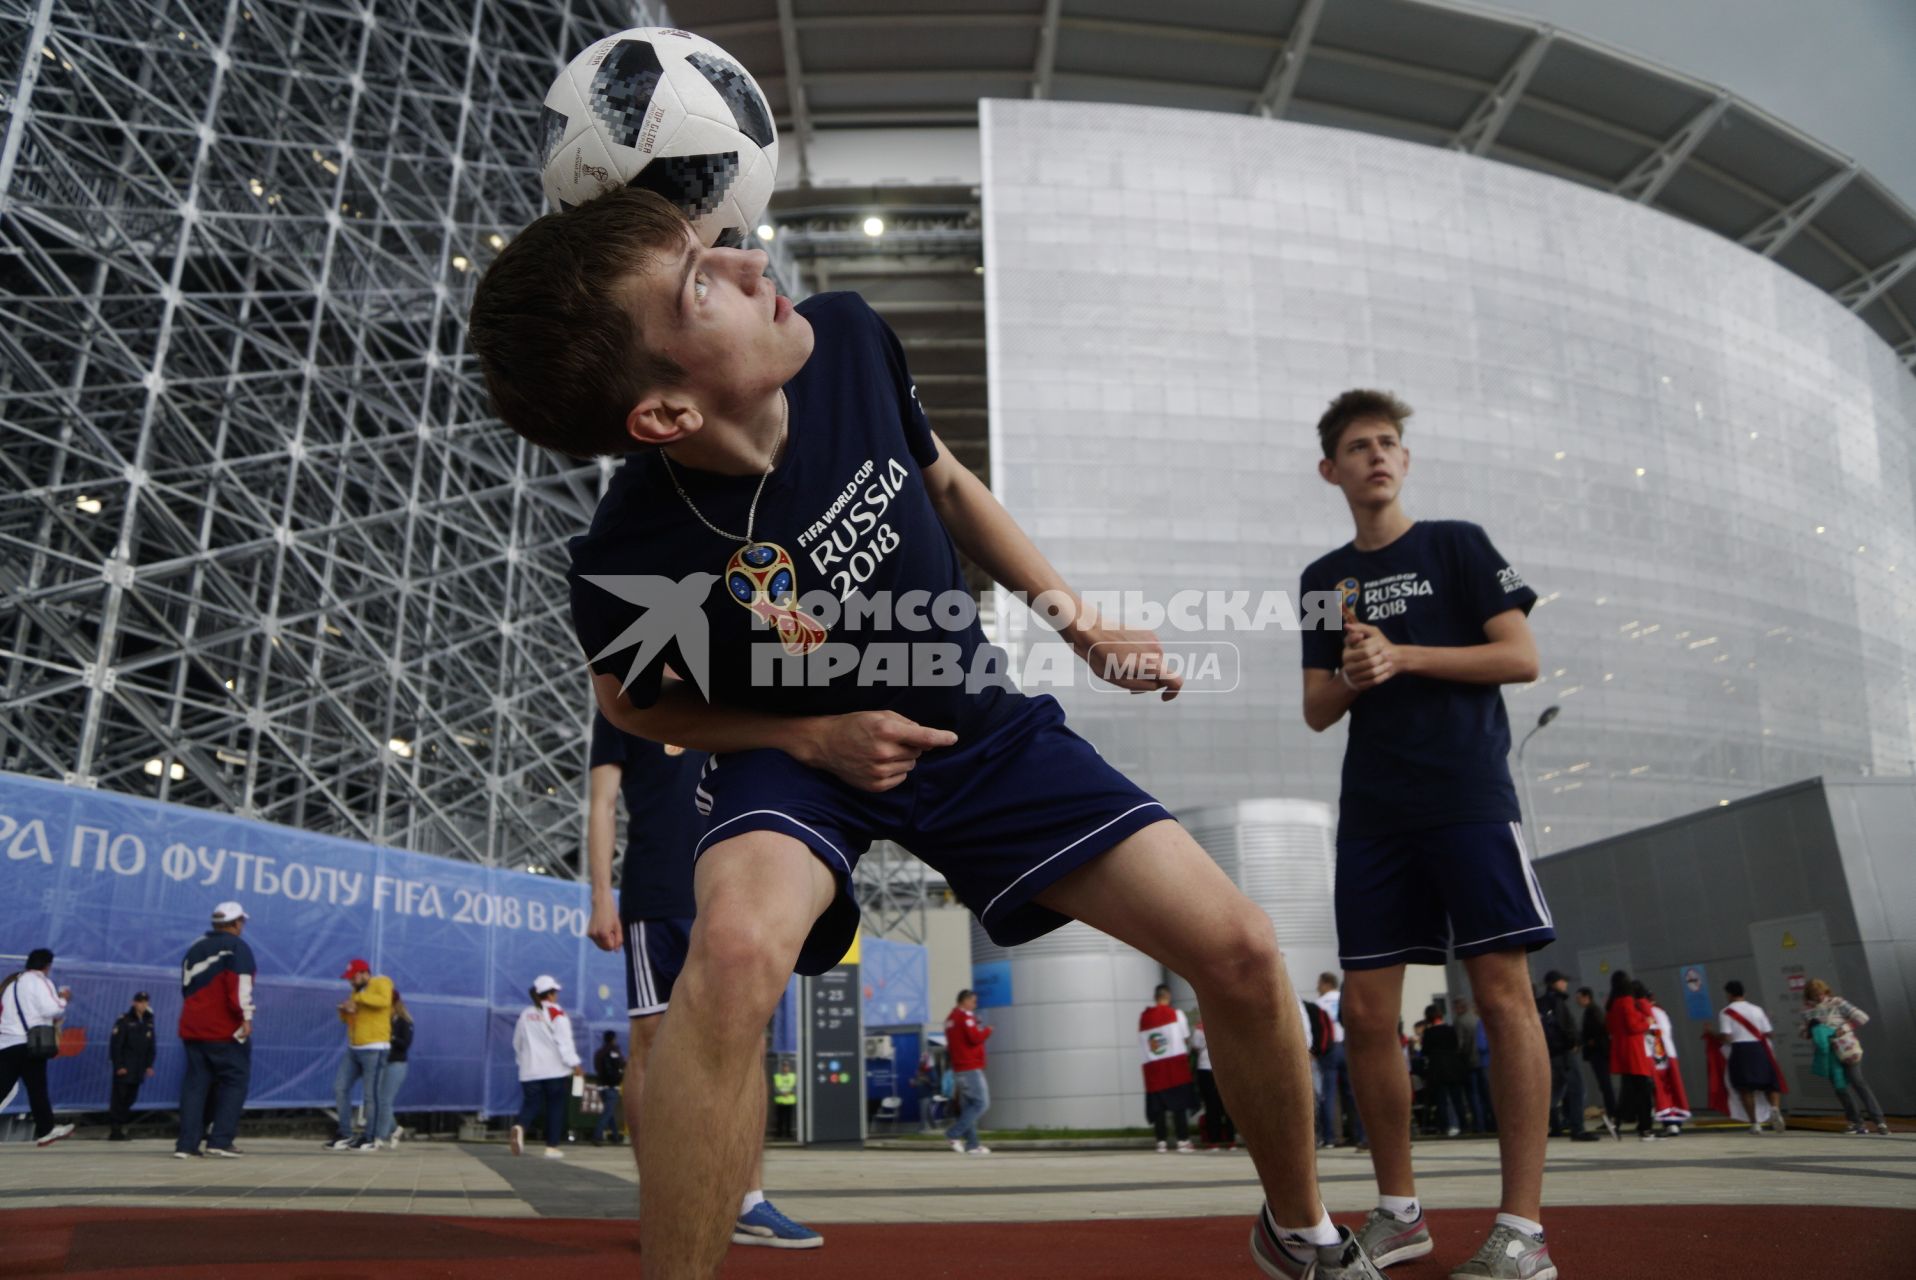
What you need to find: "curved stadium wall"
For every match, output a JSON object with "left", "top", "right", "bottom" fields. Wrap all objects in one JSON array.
[{"left": 981, "top": 99, "right": 1916, "bottom": 856}]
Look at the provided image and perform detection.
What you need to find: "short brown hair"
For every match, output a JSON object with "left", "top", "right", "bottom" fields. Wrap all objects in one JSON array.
[
  {"left": 1802, "top": 978, "right": 1832, "bottom": 1004},
  {"left": 468, "top": 189, "right": 692, "bottom": 458},
  {"left": 1316, "top": 388, "right": 1413, "bottom": 458}
]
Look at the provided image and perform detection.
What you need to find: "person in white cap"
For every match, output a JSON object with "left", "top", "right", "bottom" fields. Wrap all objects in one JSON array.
[
  {"left": 511, "top": 974, "right": 582, "bottom": 1158},
  {"left": 174, "top": 901, "right": 256, "bottom": 1158}
]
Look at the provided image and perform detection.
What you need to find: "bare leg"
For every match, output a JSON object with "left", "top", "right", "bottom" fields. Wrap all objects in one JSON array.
[
  {"left": 637, "top": 832, "right": 835, "bottom": 1280},
  {"left": 623, "top": 1014, "right": 662, "bottom": 1177},
  {"left": 751, "top": 1035, "right": 769, "bottom": 1192},
  {"left": 1464, "top": 950, "right": 1548, "bottom": 1222},
  {"left": 1342, "top": 966, "right": 1415, "bottom": 1198},
  {"left": 1037, "top": 820, "right": 1323, "bottom": 1226}
]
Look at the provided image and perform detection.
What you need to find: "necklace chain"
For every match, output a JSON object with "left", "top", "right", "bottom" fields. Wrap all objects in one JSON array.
[{"left": 661, "top": 391, "right": 788, "bottom": 545}]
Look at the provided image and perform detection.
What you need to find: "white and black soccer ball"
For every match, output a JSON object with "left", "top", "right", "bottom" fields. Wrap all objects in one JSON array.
[{"left": 539, "top": 27, "right": 778, "bottom": 248}]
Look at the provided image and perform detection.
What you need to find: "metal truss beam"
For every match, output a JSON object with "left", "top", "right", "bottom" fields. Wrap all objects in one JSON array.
[
  {"left": 1739, "top": 164, "right": 1857, "bottom": 259},
  {"left": 1834, "top": 245, "right": 1916, "bottom": 314},
  {"left": 1613, "top": 92, "right": 1730, "bottom": 205},
  {"left": 774, "top": 0, "right": 814, "bottom": 186},
  {"left": 0, "top": 0, "right": 644, "bottom": 876},
  {"left": 1452, "top": 29, "right": 1553, "bottom": 156},
  {"left": 853, "top": 841, "right": 931, "bottom": 944},
  {"left": 1255, "top": 0, "right": 1324, "bottom": 120},
  {"left": 1031, "top": 0, "right": 1064, "bottom": 100}
]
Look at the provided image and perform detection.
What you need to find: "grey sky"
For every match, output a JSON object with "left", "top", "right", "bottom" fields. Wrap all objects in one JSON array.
[{"left": 1477, "top": 0, "right": 1916, "bottom": 211}]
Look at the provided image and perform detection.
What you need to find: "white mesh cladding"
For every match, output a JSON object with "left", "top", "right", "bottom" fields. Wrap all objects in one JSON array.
[{"left": 1232, "top": 800, "right": 1337, "bottom": 948}]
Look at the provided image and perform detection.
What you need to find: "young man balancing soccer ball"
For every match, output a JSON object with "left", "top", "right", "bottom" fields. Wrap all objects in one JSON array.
[
  {"left": 1299, "top": 391, "right": 1557, "bottom": 1280},
  {"left": 469, "top": 188, "right": 1382, "bottom": 1280}
]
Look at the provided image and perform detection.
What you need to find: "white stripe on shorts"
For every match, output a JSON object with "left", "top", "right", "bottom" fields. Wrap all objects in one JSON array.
[
  {"left": 694, "top": 755, "right": 717, "bottom": 817},
  {"left": 692, "top": 809, "right": 853, "bottom": 873},
  {"left": 1510, "top": 821, "right": 1553, "bottom": 928},
  {"left": 981, "top": 802, "right": 1168, "bottom": 924},
  {"left": 627, "top": 921, "right": 665, "bottom": 1015}
]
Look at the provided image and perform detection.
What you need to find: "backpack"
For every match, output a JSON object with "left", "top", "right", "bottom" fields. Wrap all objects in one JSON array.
[
  {"left": 1536, "top": 993, "right": 1571, "bottom": 1055},
  {"left": 1305, "top": 1002, "right": 1335, "bottom": 1058}
]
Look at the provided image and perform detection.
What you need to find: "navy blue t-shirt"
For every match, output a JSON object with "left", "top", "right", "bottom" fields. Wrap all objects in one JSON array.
[
  {"left": 1299, "top": 520, "right": 1538, "bottom": 839},
  {"left": 568, "top": 292, "right": 1019, "bottom": 739},
  {"left": 589, "top": 713, "right": 707, "bottom": 920}
]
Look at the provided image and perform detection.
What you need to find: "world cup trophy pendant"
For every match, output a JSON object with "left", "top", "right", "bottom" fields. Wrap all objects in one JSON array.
[{"left": 725, "top": 542, "right": 828, "bottom": 655}]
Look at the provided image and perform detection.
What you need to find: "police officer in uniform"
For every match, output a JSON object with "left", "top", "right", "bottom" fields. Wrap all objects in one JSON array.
[{"left": 108, "top": 992, "right": 158, "bottom": 1140}]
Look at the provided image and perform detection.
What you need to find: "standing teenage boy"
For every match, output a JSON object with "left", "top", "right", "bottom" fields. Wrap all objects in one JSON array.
[
  {"left": 470, "top": 189, "right": 1380, "bottom": 1280},
  {"left": 1299, "top": 390, "right": 1555, "bottom": 1280}
]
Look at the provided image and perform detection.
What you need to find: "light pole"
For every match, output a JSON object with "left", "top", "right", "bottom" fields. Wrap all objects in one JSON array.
[{"left": 1516, "top": 705, "right": 1561, "bottom": 848}]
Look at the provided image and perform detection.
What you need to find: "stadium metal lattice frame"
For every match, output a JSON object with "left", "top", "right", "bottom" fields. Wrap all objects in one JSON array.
[{"left": 0, "top": 0, "right": 687, "bottom": 875}]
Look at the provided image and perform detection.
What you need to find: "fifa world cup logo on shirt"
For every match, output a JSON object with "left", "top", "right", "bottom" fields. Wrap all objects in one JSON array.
[
  {"left": 1337, "top": 577, "right": 1362, "bottom": 616},
  {"left": 726, "top": 542, "right": 829, "bottom": 655}
]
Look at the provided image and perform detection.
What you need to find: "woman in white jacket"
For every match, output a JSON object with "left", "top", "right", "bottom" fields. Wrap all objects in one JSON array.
[{"left": 511, "top": 974, "right": 582, "bottom": 1159}]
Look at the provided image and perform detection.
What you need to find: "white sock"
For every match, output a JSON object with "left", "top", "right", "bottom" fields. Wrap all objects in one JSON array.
[
  {"left": 1267, "top": 1205, "right": 1339, "bottom": 1261},
  {"left": 740, "top": 1189, "right": 765, "bottom": 1215},
  {"left": 1379, "top": 1195, "right": 1421, "bottom": 1223},
  {"left": 1496, "top": 1212, "right": 1543, "bottom": 1240}
]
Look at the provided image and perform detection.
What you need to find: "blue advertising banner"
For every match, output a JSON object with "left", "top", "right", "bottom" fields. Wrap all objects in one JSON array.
[
  {"left": 972, "top": 960, "right": 1012, "bottom": 1009},
  {"left": 0, "top": 771, "right": 630, "bottom": 1117},
  {"left": 1678, "top": 963, "right": 1713, "bottom": 1022}
]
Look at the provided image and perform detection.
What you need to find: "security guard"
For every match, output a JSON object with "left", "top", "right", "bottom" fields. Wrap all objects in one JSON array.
[
  {"left": 108, "top": 992, "right": 158, "bottom": 1140},
  {"left": 772, "top": 1058, "right": 798, "bottom": 1140}
]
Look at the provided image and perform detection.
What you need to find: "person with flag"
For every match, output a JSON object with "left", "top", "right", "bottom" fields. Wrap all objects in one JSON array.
[
  {"left": 1643, "top": 988, "right": 1690, "bottom": 1136},
  {"left": 1140, "top": 984, "right": 1197, "bottom": 1154}
]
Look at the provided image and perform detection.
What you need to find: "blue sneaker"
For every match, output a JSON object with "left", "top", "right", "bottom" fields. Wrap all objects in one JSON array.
[{"left": 732, "top": 1199, "right": 824, "bottom": 1250}]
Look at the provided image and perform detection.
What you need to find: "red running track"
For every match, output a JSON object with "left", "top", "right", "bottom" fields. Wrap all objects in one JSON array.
[{"left": 6, "top": 1204, "right": 1914, "bottom": 1277}]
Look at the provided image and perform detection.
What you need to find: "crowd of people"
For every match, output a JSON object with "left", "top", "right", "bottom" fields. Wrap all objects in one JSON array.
[{"left": 2, "top": 900, "right": 433, "bottom": 1157}]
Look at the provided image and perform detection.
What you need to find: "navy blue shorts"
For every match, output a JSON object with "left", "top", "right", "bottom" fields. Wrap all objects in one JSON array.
[
  {"left": 622, "top": 916, "right": 692, "bottom": 1017},
  {"left": 1726, "top": 1041, "right": 1779, "bottom": 1093},
  {"left": 1334, "top": 820, "right": 1554, "bottom": 969},
  {"left": 694, "top": 694, "right": 1171, "bottom": 975}
]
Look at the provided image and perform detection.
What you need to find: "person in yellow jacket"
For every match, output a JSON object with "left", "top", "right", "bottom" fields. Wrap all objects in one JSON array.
[
  {"left": 328, "top": 958, "right": 393, "bottom": 1151},
  {"left": 771, "top": 1059, "right": 798, "bottom": 1140}
]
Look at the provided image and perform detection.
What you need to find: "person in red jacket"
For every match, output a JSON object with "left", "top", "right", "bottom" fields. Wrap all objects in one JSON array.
[
  {"left": 944, "top": 989, "right": 993, "bottom": 1154},
  {"left": 1604, "top": 970, "right": 1656, "bottom": 1141},
  {"left": 175, "top": 901, "right": 257, "bottom": 1159}
]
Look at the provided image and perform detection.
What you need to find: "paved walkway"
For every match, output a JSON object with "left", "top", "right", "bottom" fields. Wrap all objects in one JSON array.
[{"left": 2, "top": 1130, "right": 1910, "bottom": 1222}]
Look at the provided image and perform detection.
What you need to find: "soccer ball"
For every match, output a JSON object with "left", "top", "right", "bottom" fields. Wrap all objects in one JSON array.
[{"left": 539, "top": 27, "right": 778, "bottom": 248}]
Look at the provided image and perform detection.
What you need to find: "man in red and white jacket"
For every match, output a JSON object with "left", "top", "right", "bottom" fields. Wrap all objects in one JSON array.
[
  {"left": 175, "top": 901, "right": 257, "bottom": 1159},
  {"left": 943, "top": 989, "right": 993, "bottom": 1154},
  {"left": 1140, "top": 985, "right": 1197, "bottom": 1153}
]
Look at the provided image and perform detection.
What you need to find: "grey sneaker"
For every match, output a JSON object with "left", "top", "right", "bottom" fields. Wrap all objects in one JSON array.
[
  {"left": 1356, "top": 1209, "right": 1435, "bottom": 1268},
  {"left": 1449, "top": 1224, "right": 1557, "bottom": 1280},
  {"left": 1251, "top": 1212, "right": 1385, "bottom": 1279}
]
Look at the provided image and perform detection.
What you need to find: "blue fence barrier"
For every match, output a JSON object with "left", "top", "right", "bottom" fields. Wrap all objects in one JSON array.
[
  {"left": 860, "top": 937, "right": 928, "bottom": 1031},
  {"left": 1, "top": 772, "right": 632, "bottom": 1118}
]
